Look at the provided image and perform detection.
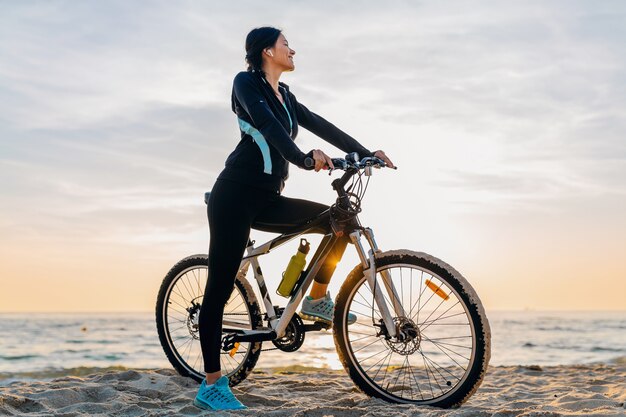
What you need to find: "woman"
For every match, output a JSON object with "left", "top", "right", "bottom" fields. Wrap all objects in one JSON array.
[{"left": 194, "top": 27, "right": 395, "bottom": 411}]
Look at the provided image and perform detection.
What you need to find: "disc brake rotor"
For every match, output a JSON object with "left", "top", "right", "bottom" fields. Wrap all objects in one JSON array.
[
  {"left": 185, "top": 299, "right": 202, "bottom": 340},
  {"left": 384, "top": 317, "right": 421, "bottom": 355}
]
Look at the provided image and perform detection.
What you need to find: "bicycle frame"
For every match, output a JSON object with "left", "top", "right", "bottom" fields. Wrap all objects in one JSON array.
[
  {"left": 221, "top": 158, "right": 405, "bottom": 348},
  {"left": 237, "top": 228, "right": 339, "bottom": 337},
  {"left": 226, "top": 223, "right": 403, "bottom": 341}
]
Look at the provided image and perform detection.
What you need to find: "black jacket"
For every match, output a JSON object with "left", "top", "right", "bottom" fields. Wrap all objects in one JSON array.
[{"left": 217, "top": 70, "right": 372, "bottom": 192}]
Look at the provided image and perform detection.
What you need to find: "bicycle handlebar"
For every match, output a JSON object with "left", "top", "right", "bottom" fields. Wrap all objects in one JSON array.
[{"left": 304, "top": 153, "right": 396, "bottom": 171}]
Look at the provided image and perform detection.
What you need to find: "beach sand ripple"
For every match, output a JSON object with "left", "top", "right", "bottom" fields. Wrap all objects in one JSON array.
[{"left": 1, "top": 364, "right": 624, "bottom": 416}]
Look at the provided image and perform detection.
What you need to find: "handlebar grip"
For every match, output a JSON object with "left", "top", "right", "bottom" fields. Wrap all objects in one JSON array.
[{"left": 305, "top": 157, "right": 342, "bottom": 169}]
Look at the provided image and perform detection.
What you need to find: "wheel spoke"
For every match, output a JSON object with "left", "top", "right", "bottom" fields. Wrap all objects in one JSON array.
[
  {"left": 406, "top": 356, "right": 425, "bottom": 400},
  {"left": 417, "top": 294, "right": 457, "bottom": 333},
  {"left": 227, "top": 297, "right": 246, "bottom": 314},
  {"left": 179, "top": 273, "right": 195, "bottom": 303},
  {"left": 350, "top": 333, "right": 377, "bottom": 343},
  {"left": 422, "top": 334, "right": 471, "bottom": 362},
  {"left": 351, "top": 298, "right": 382, "bottom": 318},
  {"left": 419, "top": 310, "right": 466, "bottom": 327},
  {"left": 361, "top": 346, "right": 393, "bottom": 369},
  {"left": 420, "top": 347, "right": 463, "bottom": 383},
  {"left": 172, "top": 287, "right": 188, "bottom": 304},
  {"left": 168, "top": 297, "right": 191, "bottom": 313},
  {"left": 370, "top": 349, "right": 393, "bottom": 381},
  {"left": 352, "top": 336, "right": 384, "bottom": 354},
  {"left": 348, "top": 329, "right": 377, "bottom": 337},
  {"left": 168, "top": 324, "right": 188, "bottom": 334}
]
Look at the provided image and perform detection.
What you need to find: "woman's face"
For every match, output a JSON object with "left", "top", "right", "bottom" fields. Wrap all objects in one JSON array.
[{"left": 266, "top": 33, "right": 296, "bottom": 72}]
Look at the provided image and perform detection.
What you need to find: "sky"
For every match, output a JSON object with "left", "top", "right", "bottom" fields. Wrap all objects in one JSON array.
[{"left": 1, "top": 0, "right": 624, "bottom": 312}]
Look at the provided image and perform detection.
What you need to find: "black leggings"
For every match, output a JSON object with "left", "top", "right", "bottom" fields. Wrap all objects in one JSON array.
[{"left": 199, "top": 179, "right": 348, "bottom": 373}]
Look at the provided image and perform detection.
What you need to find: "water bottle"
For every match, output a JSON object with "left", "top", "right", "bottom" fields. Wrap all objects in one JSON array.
[{"left": 277, "top": 238, "right": 310, "bottom": 297}]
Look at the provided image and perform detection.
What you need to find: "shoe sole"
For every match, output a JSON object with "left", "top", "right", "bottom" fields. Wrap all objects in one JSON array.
[
  {"left": 300, "top": 312, "right": 357, "bottom": 326},
  {"left": 300, "top": 312, "right": 333, "bottom": 325},
  {"left": 193, "top": 398, "right": 246, "bottom": 411},
  {"left": 193, "top": 398, "right": 214, "bottom": 410}
]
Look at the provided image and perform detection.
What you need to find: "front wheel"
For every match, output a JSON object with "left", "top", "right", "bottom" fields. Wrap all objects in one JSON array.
[
  {"left": 333, "top": 250, "right": 490, "bottom": 408},
  {"left": 155, "top": 254, "right": 263, "bottom": 386}
]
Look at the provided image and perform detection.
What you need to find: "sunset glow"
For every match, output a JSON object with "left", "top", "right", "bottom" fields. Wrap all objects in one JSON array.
[{"left": 1, "top": 1, "right": 624, "bottom": 312}]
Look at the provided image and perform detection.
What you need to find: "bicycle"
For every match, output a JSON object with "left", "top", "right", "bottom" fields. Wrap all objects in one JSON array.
[{"left": 156, "top": 153, "right": 491, "bottom": 408}]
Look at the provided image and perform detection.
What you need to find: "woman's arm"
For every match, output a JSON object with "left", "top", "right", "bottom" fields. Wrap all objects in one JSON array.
[
  {"left": 233, "top": 72, "right": 310, "bottom": 168},
  {"left": 293, "top": 97, "right": 373, "bottom": 158},
  {"left": 295, "top": 98, "right": 395, "bottom": 168}
]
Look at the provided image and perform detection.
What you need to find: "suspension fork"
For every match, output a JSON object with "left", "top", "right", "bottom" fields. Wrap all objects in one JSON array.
[
  {"left": 362, "top": 228, "right": 407, "bottom": 319},
  {"left": 350, "top": 229, "right": 405, "bottom": 339}
]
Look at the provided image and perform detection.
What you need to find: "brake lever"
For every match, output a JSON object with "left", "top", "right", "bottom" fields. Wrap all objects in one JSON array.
[{"left": 363, "top": 156, "right": 398, "bottom": 170}]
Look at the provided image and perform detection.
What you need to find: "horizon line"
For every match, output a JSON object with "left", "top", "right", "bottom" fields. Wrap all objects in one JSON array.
[{"left": 1, "top": 309, "right": 625, "bottom": 314}]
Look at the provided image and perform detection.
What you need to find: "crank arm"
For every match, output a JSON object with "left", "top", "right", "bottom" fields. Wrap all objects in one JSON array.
[{"left": 222, "top": 329, "right": 277, "bottom": 351}]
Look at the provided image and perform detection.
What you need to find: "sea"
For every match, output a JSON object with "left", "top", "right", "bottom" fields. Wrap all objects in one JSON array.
[{"left": 1, "top": 311, "right": 624, "bottom": 385}]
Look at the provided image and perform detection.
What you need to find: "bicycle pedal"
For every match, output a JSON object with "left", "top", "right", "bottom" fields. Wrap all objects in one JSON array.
[
  {"left": 222, "top": 334, "right": 237, "bottom": 351},
  {"left": 300, "top": 313, "right": 333, "bottom": 326},
  {"left": 303, "top": 322, "right": 331, "bottom": 331}
]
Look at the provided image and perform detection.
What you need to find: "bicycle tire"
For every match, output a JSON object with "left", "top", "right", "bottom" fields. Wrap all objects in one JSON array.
[
  {"left": 333, "top": 250, "right": 490, "bottom": 407},
  {"left": 155, "top": 254, "right": 262, "bottom": 386}
]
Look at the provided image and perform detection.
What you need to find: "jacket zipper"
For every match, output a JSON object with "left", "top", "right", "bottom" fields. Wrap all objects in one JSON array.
[{"left": 260, "top": 76, "right": 292, "bottom": 136}]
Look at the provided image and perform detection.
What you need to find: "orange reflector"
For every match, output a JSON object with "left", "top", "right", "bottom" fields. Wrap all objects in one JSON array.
[
  {"left": 229, "top": 342, "right": 240, "bottom": 357},
  {"left": 425, "top": 279, "right": 449, "bottom": 300}
]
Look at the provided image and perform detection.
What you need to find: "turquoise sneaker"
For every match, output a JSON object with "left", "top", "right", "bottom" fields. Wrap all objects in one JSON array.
[
  {"left": 300, "top": 291, "right": 357, "bottom": 325},
  {"left": 193, "top": 376, "right": 246, "bottom": 410}
]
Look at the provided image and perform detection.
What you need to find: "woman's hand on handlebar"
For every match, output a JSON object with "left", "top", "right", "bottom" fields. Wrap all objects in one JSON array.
[
  {"left": 373, "top": 150, "right": 395, "bottom": 169},
  {"left": 311, "top": 149, "right": 335, "bottom": 172}
]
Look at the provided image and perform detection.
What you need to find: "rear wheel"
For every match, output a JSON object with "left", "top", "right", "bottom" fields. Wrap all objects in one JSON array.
[
  {"left": 333, "top": 250, "right": 490, "bottom": 407},
  {"left": 155, "top": 254, "right": 262, "bottom": 385}
]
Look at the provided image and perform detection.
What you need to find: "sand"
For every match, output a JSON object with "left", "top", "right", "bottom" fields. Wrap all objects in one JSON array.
[{"left": 1, "top": 364, "right": 625, "bottom": 416}]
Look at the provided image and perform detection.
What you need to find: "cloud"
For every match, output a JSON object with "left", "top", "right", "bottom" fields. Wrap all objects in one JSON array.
[
  {"left": 1, "top": 0, "right": 625, "bottom": 244},
  {"left": 0, "top": 2, "right": 240, "bottom": 130},
  {"left": 0, "top": 101, "right": 236, "bottom": 243}
]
